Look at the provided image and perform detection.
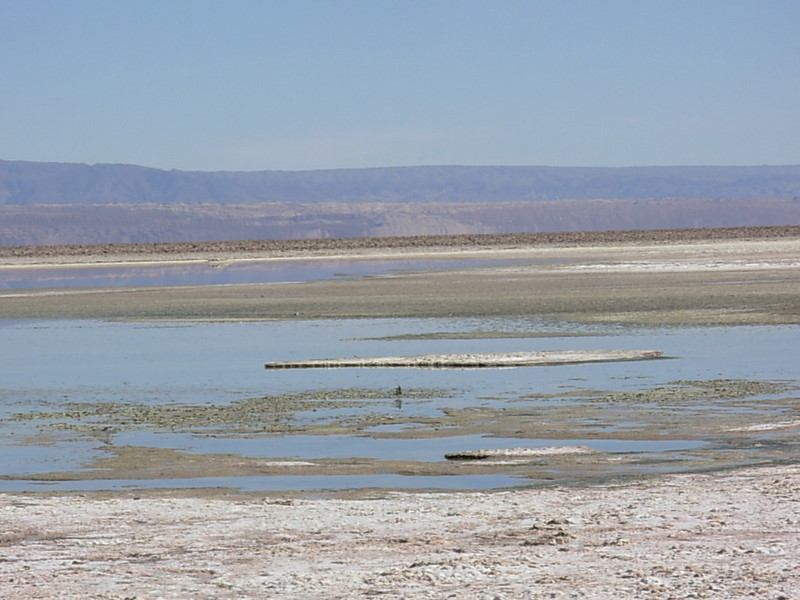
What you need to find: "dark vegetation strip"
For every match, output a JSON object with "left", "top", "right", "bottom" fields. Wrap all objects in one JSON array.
[{"left": 1, "top": 225, "right": 799, "bottom": 259}]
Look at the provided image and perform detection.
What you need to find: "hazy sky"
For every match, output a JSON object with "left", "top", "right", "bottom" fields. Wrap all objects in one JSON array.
[{"left": 2, "top": 1, "right": 798, "bottom": 171}]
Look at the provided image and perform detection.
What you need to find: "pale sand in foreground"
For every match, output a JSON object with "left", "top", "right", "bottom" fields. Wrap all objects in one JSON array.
[{"left": 2, "top": 464, "right": 798, "bottom": 599}]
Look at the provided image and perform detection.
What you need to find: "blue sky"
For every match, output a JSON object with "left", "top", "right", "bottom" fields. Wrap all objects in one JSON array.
[{"left": 2, "top": 0, "right": 798, "bottom": 171}]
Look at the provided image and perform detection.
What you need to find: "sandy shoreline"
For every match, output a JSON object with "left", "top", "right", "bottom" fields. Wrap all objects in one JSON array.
[{"left": 2, "top": 228, "right": 800, "bottom": 598}]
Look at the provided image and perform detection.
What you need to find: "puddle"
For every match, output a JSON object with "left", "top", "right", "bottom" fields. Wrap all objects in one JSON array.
[
  {"left": 111, "top": 431, "right": 707, "bottom": 462},
  {"left": 0, "top": 434, "right": 105, "bottom": 475}
]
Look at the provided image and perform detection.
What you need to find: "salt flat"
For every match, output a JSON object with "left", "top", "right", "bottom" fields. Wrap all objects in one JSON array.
[{"left": 1, "top": 228, "right": 799, "bottom": 598}]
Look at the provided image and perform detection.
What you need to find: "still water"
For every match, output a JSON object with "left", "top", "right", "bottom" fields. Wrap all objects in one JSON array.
[
  {"left": 1, "top": 316, "right": 798, "bottom": 491},
  {"left": 0, "top": 256, "right": 530, "bottom": 289}
]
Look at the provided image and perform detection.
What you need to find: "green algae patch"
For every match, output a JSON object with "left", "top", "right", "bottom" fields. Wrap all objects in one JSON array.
[
  {"left": 7, "top": 387, "right": 454, "bottom": 437},
  {"left": 591, "top": 379, "right": 795, "bottom": 404},
  {"left": 3, "top": 378, "right": 798, "bottom": 491},
  {"left": 366, "top": 379, "right": 800, "bottom": 442}
]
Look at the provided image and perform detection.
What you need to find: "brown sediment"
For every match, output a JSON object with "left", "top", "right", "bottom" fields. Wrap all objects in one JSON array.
[
  {"left": 1, "top": 230, "right": 798, "bottom": 325},
  {"left": 2, "top": 225, "right": 798, "bottom": 261},
  {"left": 6, "top": 379, "right": 797, "bottom": 485}
]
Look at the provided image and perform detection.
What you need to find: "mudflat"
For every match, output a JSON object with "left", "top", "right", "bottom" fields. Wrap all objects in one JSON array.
[
  {"left": 2, "top": 227, "right": 800, "bottom": 324},
  {"left": 2, "top": 227, "right": 799, "bottom": 599}
]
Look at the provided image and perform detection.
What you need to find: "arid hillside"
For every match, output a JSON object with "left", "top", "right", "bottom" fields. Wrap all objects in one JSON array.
[
  {"left": 2, "top": 198, "right": 799, "bottom": 246},
  {"left": 2, "top": 161, "right": 799, "bottom": 245}
]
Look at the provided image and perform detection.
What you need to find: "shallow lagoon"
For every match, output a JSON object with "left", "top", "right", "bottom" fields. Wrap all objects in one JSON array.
[
  {"left": 0, "top": 256, "right": 531, "bottom": 289},
  {"left": 4, "top": 318, "right": 798, "bottom": 400},
  {"left": 1, "top": 316, "right": 798, "bottom": 492}
]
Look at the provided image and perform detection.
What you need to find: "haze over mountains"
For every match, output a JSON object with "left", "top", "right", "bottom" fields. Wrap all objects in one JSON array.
[{"left": 2, "top": 160, "right": 799, "bottom": 246}]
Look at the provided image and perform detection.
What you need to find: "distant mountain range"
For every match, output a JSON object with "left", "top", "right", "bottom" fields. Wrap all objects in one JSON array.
[
  {"left": 2, "top": 160, "right": 799, "bottom": 245},
  {"left": 4, "top": 160, "right": 800, "bottom": 205}
]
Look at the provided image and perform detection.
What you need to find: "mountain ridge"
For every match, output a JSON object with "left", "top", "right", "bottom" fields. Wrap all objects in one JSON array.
[
  {"left": 2, "top": 160, "right": 799, "bottom": 245},
  {"left": 3, "top": 160, "right": 800, "bottom": 205}
]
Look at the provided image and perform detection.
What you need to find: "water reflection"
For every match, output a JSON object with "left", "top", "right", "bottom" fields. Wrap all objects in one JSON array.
[
  {"left": 1, "top": 318, "right": 798, "bottom": 491},
  {"left": 0, "top": 257, "right": 527, "bottom": 289},
  {"left": 112, "top": 431, "right": 707, "bottom": 462}
]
